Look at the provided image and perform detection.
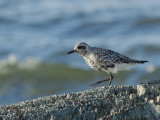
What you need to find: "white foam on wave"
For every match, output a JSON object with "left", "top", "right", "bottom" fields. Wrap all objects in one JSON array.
[
  {"left": 0, "top": 53, "right": 41, "bottom": 74},
  {"left": 18, "top": 56, "right": 40, "bottom": 70},
  {"left": 146, "top": 64, "right": 156, "bottom": 73}
]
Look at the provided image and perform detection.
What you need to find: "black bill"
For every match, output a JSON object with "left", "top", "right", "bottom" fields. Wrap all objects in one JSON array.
[{"left": 67, "top": 50, "right": 76, "bottom": 54}]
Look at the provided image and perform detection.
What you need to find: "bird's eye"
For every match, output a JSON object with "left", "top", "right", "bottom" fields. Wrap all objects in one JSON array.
[
  {"left": 78, "top": 46, "right": 86, "bottom": 49},
  {"left": 78, "top": 46, "right": 82, "bottom": 49}
]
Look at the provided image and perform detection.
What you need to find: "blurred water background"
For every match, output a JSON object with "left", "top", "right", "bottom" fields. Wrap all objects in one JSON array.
[{"left": 0, "top": 0, "right": 160, "bottom": 106}]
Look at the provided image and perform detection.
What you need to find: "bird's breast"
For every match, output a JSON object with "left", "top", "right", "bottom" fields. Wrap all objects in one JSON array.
[{"left": 83, "top": 57, "right": 103, "bottom": 71}]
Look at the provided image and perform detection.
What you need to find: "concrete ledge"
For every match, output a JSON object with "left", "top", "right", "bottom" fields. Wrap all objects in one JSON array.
[{"left": 0, "top": 80, "right": 160, "bottom": 120}]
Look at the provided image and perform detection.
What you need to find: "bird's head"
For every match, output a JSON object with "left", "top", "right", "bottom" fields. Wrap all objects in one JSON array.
[{"left": 67, "top": 42, "right": 91, "bottom": 56}]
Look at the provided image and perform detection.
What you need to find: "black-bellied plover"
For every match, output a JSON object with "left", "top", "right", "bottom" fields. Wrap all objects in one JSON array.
[{"left": 67, "top": 42, "right": 148, "bottom": 86}]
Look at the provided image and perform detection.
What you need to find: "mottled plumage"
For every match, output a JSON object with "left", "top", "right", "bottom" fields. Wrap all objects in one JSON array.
[{"left": 67, "top": 42, "right": 148, "bottom": 86}]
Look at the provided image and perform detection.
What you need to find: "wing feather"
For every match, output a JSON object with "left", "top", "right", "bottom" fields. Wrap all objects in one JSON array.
[{"left": 92, "top": 47, "right": 136, "bottom": 64}]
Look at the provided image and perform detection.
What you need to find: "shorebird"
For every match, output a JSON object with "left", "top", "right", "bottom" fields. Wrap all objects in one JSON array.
[{"left": 67, "top": 42, "right": 148, "bottom": 86}]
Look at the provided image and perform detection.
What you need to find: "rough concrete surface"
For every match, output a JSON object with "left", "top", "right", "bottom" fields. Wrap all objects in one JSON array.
[{"left": 0, "top": 80, "right": 160, "bottom": 120}]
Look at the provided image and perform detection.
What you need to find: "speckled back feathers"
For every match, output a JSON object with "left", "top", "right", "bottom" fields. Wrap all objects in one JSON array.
[{"left": 92, "top": 47, "right": 147, "bottom": 64}]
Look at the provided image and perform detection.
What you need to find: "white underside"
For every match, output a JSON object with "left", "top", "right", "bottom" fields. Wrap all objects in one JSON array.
[{"left": 107, "top": 63, "right": 136, "bottom": 73}]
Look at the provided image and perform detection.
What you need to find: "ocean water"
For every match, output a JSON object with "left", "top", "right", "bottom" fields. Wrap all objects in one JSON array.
[{"left": 0, "top": 0, "right": 160, "bottom": 106}]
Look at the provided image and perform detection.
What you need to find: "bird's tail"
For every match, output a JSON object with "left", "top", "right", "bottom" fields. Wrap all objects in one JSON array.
[{"left": 136, "top": 60, "right": 148, "bottom": 64}]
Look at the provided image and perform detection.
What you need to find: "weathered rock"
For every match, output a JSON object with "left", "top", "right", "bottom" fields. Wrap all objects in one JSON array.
[{"left": 0, "top": 80, "right": 160, "bottom": 120}]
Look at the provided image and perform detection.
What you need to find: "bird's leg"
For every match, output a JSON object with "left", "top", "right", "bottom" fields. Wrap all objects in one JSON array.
[
  {"left": 90, "top": 72, "right": 114, "bottom": 87},
  {"left": 108, "top": 72, "right": 114, "bottom": 86},
  {"left": 90, "top": 79, "right": 110, "bottom": 87}
]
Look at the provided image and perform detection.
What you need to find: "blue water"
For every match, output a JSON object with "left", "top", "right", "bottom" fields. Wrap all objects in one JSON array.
[{"left": 0, "top": 0, "right": 160, "bottom": 106}]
